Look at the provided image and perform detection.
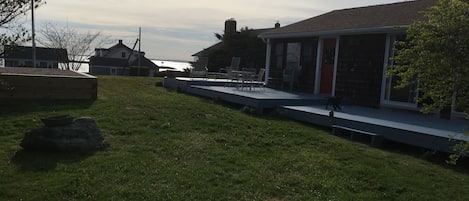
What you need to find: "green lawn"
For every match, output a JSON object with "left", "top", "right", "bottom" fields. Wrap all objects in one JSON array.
[{"left": 0, "top": 76, "right": 468, "bottom": 200}]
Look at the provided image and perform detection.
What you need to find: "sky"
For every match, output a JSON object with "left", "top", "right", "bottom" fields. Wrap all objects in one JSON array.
[{"left": 22, "top": 0, "right": 404, "bottom": 61}]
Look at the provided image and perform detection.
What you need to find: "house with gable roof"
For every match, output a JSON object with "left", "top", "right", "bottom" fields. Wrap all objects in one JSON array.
[
  {"left": 89, "top": 40, "right": 158, "bottom": 76},
  {"left": 193, "top": 18, "right": 280, "bottom": 71},
  {"left": 259, "top": 0, "right": 437, "bottom": 109},
  {"left": 1, "top": 46, "right": 68, "bottom": 68}
]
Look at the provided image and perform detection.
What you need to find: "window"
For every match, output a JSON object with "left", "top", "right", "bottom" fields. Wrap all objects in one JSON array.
[
  {"left": 40, "top": 62, "right": 48, "bottom": 68},
  {"left": 110, "top": 68, "right": 118, "bottom": 75},
  {"left": 287, "top": 43, "right": 301, "bottom": 59},
  {"left": 274, "top": 43, "right": 284, "bottom": 69},
  {"left": 122, "top": 52, "right": 126, "bottom": 58},
  {"left": 383, "top": 35, "right": 418, "bottom": 107},
  {"left": 286, "top": 42, "right": 301, "bottom": 69}
]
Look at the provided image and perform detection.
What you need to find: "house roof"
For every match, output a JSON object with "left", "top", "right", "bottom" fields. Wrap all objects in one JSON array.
[
  {"left": 2, "top": 46, "right": 69, "bottom": 62},
  {"left": 107, "top": 42, "right": 134, "bottom": 53},
  {"left": 91, "top": 39, "right": 158, "bottom": 69},
  {"left": 192, "top": 28, "right": 274, "bottom": 57},
  {"left": 259, "top": 0, "right": 437, "bottom": 39},
  {"left": 95, "top": 40, "right": 146, "bottom": 57},
  {"left": 130, "top": 55, "right": 159, "bottom": 69},
  {"left": 192, "top": 42, "right": 223, "bottom": 57}
]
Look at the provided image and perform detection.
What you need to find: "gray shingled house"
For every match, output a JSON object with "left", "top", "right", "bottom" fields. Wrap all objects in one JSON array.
[
  {"left": 259, "top": 0, "right": 436, "bottom": 109},
  {"left": 1, "top": 46, "right": 68, "bottom": 68},
  {"left": 89, "top": 40, "right": 158, "bottom": 76}
]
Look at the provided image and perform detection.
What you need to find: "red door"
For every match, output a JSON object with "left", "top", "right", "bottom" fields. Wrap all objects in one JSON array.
[{"left": 320, "top": 38, "right": 336, "bottom": 94}]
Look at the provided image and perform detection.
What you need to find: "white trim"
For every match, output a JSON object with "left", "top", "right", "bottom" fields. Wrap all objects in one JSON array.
[
  {"left": 331, "top": 36, "right": 340, "bottom": 97},
  {"left": 380, "top": 34, "right": 392, "bottom": 104},
  {"left": 264, "top": 39, "right": 272, "bottom": 85},
  {"left": 315, "top": 37, "right": 339, "bottom": 96},
  {"left": 381, "top": 34, "right": 418, "bottom": 109}
]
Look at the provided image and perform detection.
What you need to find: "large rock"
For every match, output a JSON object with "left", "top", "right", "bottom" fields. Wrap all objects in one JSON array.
[{"left": 20, "top": 117, "right": 109, "bottom": 152}]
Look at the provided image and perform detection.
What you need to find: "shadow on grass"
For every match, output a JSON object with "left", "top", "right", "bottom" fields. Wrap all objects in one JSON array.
[
  {"left": 380, "top": 140, "right": 469, "bottom": 173},
  {"left": 11, "top": 149, "right": 96, "bottom": 172},
  {"left": 0, "top": 100, "right": 95, "bottom": 118}
]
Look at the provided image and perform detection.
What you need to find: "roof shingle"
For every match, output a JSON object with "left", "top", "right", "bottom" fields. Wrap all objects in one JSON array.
[
  {"left": 2, "top": 46, "right": 69, "bottom": 62},
  {"left": 260, "top": 0, "right": 437, "bottom": 38}
]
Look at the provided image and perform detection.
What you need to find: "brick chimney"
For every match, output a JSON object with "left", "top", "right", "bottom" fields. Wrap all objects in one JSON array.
[
  {"left": 275, "top": 22, "right": 280, "bottom": 29},
  {"left": 224, "top": 18, "right": 237, "bottom": 36}
]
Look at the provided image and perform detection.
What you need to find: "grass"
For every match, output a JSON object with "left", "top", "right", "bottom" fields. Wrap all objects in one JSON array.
[{"left": 0, "top": 76, "right": 468, "bottom": 200}]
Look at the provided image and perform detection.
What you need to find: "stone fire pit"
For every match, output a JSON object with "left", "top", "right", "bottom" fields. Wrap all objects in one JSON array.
[{"left": 20, "top": 116, "right": 109, "bottom": 152}]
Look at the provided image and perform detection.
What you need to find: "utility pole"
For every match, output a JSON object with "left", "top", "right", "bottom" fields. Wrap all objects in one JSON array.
[
  {"left": 137, "top": 27, "right": 141, "bottom": 76},
  {"left": 31, "top": 0, "right": 37, "bottom": 68},
  {"left": 138, "top": 27, "right": 141, "bottom": 75}
]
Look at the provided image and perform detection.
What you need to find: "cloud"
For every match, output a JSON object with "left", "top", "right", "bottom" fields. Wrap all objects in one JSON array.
[{"left": 28, "top": 0, "right": 401, "bottom": 60}]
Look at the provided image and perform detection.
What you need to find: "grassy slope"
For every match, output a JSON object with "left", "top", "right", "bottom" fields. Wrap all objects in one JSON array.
[{"left": 0, "top": 76, "right": 468, "bottom": 201}]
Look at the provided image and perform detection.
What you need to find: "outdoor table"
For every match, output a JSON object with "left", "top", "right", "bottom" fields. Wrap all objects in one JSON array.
[{"left": 231, "top": 70, "right": 256, "bottom": 90}]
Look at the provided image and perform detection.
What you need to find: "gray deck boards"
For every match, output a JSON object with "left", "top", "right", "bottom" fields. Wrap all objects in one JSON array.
[
  {"left": 164, "top": 77, "right": 468, "bottom": 153},
  {"left": 187, "top": 86, "right": 325, "bottom": 109}
]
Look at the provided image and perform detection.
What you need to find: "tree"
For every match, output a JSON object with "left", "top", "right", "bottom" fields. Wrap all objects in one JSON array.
[
  {"left": 37, "top": 22, "right": 110, "bottom": 71},
  {"left": 389, "top": 0, "right": 469, "bottom": 162},
  {"left": 1, "top": 0, "right": 44, "bottom": 48},
  {"left": 204, "top": 27, "right": 266, "bottom": 71},
  {"left": 1, "top": 0, "right": 44, "bottom": 91}
]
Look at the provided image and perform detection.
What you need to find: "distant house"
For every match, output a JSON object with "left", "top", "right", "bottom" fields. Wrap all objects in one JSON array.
[
  {"left": 1, "top": 46, "right": 68, "bottom": 68},
  {"left": 89, "top": 40, "right": 158, "bottom": 76},
  {"left": 193, "top": 18, "right": 280, "bottom": 71},
  {"left": 258, "top": 0, "right": 436, "bottom": 109}
]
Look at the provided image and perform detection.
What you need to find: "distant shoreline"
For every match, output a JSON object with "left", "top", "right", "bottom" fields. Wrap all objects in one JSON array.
[
  {"left": 150, "top": 58, "right": 192, "bottom": 63},
  {"left": 74, "top": 59, "right": 191, "bottom": 73}
]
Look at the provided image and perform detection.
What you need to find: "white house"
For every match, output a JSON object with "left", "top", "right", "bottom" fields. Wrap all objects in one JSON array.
[{"left": 89, "top": 40, "right": 158, "bottom": 76}]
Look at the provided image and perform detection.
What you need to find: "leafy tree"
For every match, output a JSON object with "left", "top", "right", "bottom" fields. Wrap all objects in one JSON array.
[
  {"left": 1, "top": 0, "right": 44, "bottom": 90},
  {"left": 390, "top": 0, "right": 469, "bottom": 113},
  {"left": 37, "top": 22, "right": 110, "bottom": 71},
  {"left": 203, "top": 26, "right": 266, "bottom": 71},
  {"left": 1, "top": 0, "right": 44, "bottom": 49},
  {"left": 389, "top": 0, "right": 469, "bottom": 162}
]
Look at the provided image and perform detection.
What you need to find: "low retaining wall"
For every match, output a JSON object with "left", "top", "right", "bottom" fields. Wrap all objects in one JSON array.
[{"left": 0, "top": 67, "right": 97, "bottom": 100}]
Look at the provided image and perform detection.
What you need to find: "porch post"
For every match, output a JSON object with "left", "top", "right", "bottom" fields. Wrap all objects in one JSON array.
[
  {"left": 331, "top": 36, "right": 340, "bottom": 97},
  {"left": 314, "top": 38, "right": 323, "bottom": 94},
  {"left": 380, "top": 34, "right": 392, "bottom": 105},
  {"left": 264, "top": 39, "right": 272, "bottom": 85}
]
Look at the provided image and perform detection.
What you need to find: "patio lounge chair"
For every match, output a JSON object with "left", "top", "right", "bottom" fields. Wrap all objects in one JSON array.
[
  {"left": 190, "top": 57, "right": 208, "bottom": 78},
  {"left": 248, "top": 68, "right": 266, "bottom": 90},
  {"left": 217, "top": 57, "right": 242, "bottom": 85},
  {"left": 220, "top": 57, "right": 241, "bottom": 77}
]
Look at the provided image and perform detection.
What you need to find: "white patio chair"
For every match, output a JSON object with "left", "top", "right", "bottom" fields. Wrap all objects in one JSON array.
[
  {"left": 219, "top": 57, "right": 242, "bottom": 86},
  {"left": 248, "top": 68, "right": 266, "bottom": 90},
  {"left": 221, "top": 57, "right": 241, "bottom": 76}
]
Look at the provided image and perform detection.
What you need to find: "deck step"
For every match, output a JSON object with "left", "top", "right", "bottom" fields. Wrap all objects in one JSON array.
[{"left": 332, "top": 125, "right": 384, "bottom": 146}]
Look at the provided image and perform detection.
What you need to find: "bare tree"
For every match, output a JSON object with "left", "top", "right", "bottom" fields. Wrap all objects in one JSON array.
[
  {"left": 1, "top": 0, "right": 44, "bottom": 47},
  {"left": 37, "top": 22, "right": 110, "bottom": 71}
]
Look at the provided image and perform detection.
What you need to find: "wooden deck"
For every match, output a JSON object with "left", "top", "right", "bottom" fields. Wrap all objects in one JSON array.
[
  {"left": 164, "top": 77, "right": 468, "bottom": 153},
  {"left": 0, "top": 67, "right": 97, "bottom": 100},
  {"left": 282, "top": 105, "right": 468, "bottom": 153}
]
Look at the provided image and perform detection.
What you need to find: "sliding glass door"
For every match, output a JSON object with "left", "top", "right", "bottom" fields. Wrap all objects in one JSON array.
[{"left": 383, "top": 35, "right": 419, "bottom": 108}]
